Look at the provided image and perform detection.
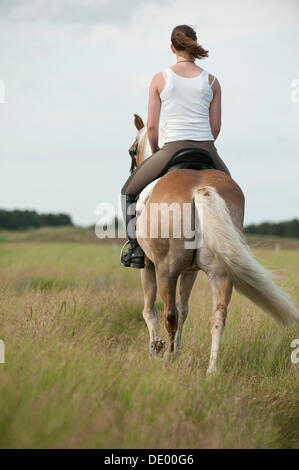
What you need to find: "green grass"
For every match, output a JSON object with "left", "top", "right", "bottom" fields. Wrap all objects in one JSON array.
[{"left": 0, "top": 241, "right": 298, "bottom": 448}]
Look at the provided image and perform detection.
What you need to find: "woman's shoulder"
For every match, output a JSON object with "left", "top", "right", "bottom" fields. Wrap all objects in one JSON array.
[
  {"left": 151, "top": 69, "right": 173, "bottom": 85},
  {"left": 152, "top": 69, "right": 169, "bottom": 81},
  {"left": 207, "top": 71, "right": 219, "bottom": 87},
  {"left": 149, "top": 71, "right": 165, "bottom": 88},
  {"left": 149, "top": 71, "right": 169, "bottom": 95}
]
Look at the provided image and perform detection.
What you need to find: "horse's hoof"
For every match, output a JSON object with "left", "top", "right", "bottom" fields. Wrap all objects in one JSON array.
[{"left": 150, "top": 339, "right": 167, "bottom": 360}]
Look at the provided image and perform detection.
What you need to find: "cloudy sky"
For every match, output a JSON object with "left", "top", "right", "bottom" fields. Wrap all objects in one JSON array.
[{"left": 0, "top": 0, "right": 298, "bottom": 226}]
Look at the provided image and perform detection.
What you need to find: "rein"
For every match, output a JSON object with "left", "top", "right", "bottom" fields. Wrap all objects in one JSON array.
[{"left": 129, "top": 142, "right": 138, "bottom": 174}]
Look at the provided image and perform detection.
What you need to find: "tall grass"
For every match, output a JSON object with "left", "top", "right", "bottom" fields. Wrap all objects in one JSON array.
[{"left": 0, "top": 242, "right": 298, "bottom": 448}]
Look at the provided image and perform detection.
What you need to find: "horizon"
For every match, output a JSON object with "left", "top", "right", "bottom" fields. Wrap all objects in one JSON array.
[{"left": 0, "top": 206, "right": 298, "bottom": 231}]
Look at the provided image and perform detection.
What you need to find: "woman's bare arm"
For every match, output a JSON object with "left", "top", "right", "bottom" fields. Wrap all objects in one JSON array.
[
  {"left": 209, "top": 78, "right": 221, "bottom": 141},
  {"left": 147, "top": 73, "right": 162, "bottom": 153}
]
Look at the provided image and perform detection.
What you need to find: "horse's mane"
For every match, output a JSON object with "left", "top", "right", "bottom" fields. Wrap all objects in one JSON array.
[{"left": 137, "top": 119, "right": 166, "bottom": 159}]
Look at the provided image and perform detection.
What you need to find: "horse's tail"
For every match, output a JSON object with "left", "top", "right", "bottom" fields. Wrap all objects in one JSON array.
[{"left": 194, "top": 186, "right": 299, "bottom": 325}]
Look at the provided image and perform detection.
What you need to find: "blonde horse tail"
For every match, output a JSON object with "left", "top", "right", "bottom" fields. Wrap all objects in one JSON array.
[{"left": 194, "top": 186, "right": 299, "bottom": 325}]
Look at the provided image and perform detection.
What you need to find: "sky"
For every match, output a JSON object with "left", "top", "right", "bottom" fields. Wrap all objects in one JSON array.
[{"left": 0, "top": 0, "right": 298, "bottom": 226}]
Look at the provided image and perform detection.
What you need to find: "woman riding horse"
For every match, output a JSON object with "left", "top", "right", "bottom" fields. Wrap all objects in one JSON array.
[
  {"left": 119, "top": 25, "right": 299, "bottom": 367},
  {"left": 121, "top": 24, "right": 230, "bottom": 269}
]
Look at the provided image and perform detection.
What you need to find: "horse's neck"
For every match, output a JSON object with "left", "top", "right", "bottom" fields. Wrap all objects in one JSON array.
[
  {"left": 140, "top": 135, "right": 152, "bottom": 162},
  {"left": 138, "top": 122, "right": 165, "bottom": 164}
]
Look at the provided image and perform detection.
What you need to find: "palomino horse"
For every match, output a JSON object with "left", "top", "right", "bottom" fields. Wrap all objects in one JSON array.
[{"left": 128, "top": 114, "right": 299, "bottom": 374}]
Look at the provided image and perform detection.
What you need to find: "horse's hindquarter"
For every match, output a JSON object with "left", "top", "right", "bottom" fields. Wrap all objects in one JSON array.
[{"left": 137, "top": 169, "right": 245, "bottom": 272}]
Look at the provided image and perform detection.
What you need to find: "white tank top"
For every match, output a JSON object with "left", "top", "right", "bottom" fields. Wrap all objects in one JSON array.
[{"left": 160, "top": 67, "right": 215, "bottom": 142}]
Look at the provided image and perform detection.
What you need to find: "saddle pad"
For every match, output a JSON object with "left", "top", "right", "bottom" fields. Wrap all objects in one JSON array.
[{"left": 136, "top": 178, "right": 161, "bottom": 215}]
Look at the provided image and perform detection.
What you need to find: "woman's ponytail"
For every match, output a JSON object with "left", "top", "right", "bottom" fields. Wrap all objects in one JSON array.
[{"left": 171, "top": 25, "right": 208, "bottom": 60}]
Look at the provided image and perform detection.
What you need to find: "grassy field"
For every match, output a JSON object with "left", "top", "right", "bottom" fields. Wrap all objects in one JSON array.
[{"left": 0, "top": 230, "right": 298, "bottom": 448}]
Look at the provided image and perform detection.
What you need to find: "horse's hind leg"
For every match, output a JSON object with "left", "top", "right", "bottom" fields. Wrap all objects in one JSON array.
[
  {"left": 207, "top": 273, "right": 232, "bottom": 375},
  {"left": 155, "top": 267, "right": 179, "bottom": 360},
  {"left": 175, "top": 271, "right": 198, "bottom": 354},
  {"left": 141, "top": 262, "right": 166, "bottom": 358}
]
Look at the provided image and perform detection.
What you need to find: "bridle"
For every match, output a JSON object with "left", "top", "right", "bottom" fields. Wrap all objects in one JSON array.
[{"left": 128, "top": 141, "right": 138, "bottom": 174}]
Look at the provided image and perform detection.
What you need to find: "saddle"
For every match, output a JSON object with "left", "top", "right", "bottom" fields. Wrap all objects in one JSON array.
[{"left": 162, "top": 148, "right": 216, "bottom": 176}]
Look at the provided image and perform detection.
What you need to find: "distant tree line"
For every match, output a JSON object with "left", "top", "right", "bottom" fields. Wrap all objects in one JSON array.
[
  {"left": 0, "top": 209, "right": 73, "bottom": 230},
  {"left": 244, "top": 218, "right": 299, "bottom": 238},
  {"left": 1, "top": 208, "right": 298, "bottom": 238}
]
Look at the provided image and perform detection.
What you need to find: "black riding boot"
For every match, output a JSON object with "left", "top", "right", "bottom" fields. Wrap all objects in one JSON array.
[{"left": 120, "top": 195, "right": 145, "bottom": 269}]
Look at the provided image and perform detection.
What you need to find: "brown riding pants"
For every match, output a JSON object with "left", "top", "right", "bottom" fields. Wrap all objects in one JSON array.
[{"left": 121, "top": 139, "right": 231, "bottom": 196}]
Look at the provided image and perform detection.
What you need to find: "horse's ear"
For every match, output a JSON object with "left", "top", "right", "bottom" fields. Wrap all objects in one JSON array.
[{"left": 134, "top": 113, "right": 144, "bottom": 130}]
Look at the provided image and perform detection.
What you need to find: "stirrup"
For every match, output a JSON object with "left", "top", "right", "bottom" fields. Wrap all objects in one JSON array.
[
  {"left": 120, "top": 240, "right": 131, "bottom": 267},
  {"left": 120, "top": 240, "right": 145, "bottom": 269}
]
